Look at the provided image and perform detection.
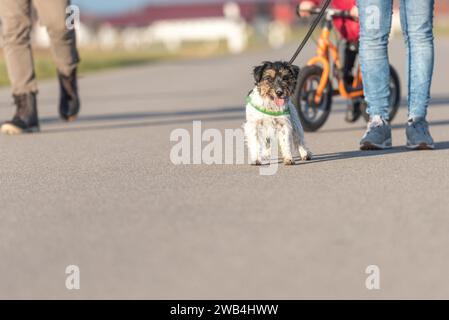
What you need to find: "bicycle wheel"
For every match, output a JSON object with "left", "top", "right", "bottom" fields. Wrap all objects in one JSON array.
[{"left": 292, "top": 65, "right": 333, "bottom": 132}]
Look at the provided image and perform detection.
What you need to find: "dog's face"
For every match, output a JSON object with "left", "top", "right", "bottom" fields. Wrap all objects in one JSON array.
[{"left": 253, "top": 61, "right": 300, "bottom": 107}]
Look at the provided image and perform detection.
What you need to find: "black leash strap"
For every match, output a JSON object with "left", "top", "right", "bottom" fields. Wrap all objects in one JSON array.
[{"left": 288, "top": 0, "right": 332, "bottom": 65}]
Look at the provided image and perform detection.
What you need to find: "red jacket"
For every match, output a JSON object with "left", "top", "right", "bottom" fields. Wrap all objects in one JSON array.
[{"left": 302, "top": 0, "right": 359, "bottom": 42}]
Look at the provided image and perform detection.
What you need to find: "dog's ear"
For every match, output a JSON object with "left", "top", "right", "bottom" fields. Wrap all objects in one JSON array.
[
  {"left": 289, "top": 64, "right": 300, "bottom": 79},
  {"left": 253, "top": 61, "right": 269, "bottom": 83}
]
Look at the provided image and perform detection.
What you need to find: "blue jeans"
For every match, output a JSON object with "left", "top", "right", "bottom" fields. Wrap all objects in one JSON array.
[{"left": 357, "top": 0, "right": 435, "bottom": 120}]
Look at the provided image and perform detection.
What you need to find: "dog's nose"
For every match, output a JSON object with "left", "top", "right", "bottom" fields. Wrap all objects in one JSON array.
[{"left": 276, "top": 90, "right": 284, "bottom": 97}]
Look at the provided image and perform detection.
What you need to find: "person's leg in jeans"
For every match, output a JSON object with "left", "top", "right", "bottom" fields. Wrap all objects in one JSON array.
[
  {"left": 357, "top": 0, "right": 393, "bottom": 149},
  {"left": 33, "top": 0, "right": 81, "bottom": 122},
  {"left": 401, "top": 0, "right": 435, "bottom": 149}
]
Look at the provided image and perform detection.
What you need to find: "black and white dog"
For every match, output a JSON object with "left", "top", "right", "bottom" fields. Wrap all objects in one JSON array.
[{"left": 244, "top": 61, "right": 312, "bottom": 165}]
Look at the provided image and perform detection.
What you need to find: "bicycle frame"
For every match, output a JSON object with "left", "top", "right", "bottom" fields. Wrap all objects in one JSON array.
[{"left": 306, "top": 20, "right": 364, "bottom": 104}]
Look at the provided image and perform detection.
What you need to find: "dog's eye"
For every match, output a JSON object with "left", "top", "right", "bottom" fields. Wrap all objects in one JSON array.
[{"left": 263, "top": 76, "right": 273, "bottom": 82}]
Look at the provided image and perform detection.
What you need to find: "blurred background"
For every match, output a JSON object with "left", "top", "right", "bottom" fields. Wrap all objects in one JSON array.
[
  {"left": 1, "top": 0, "right": 448, "bottom": 87},
  {"left": 1, "top": 1, "right": 449, "bottom": 299}
]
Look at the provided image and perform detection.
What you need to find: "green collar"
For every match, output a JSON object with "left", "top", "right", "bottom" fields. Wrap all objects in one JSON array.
[{"left": 246, "top": 95, "right": 290, "bottom": 116}]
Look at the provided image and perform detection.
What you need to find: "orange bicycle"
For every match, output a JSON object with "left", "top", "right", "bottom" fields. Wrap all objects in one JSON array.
[{"left": 293, "top": 7, "right": 401, "bottom": 132}]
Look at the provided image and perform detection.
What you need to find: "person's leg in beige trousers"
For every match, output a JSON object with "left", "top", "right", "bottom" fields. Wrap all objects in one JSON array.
[{"left": 0, "top": 0, "right": 80, "bottom": 134}]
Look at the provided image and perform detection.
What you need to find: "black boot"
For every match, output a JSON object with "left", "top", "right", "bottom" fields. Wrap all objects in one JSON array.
[
  {"left": 58, "top": 68, "right": 80, "bottom": 122},
  {"left": 1, "top": 93, "right": 40, "bottom": 135}
]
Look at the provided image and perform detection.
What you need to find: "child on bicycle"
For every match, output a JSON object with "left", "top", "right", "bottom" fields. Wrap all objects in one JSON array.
[{"left": 298, "top": 0, "right": 360, "bottom": 122}]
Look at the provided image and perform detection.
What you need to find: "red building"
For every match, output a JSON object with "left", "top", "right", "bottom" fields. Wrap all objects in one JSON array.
[{"left": 83, "top": 1, "right": 300, "bottom": 28}]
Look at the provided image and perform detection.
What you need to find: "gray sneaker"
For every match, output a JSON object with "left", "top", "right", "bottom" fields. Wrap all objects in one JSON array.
[
  {"left": 406, "top": 118, "right": 434, "bottom": 150},
  {"left": 360, "top": 116, "right": 392, "bottom": 150}
]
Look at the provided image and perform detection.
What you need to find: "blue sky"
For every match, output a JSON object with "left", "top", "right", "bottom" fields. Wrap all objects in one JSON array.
[{"left": 72, "top": 0, "right": 230, "bottom": 15}]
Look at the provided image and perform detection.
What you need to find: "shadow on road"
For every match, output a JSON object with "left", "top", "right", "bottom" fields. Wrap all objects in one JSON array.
[
  {"left": 38, "top": 106, "right": 244, "bottom": 133},
  {"left": 39, "top": 113, "right": 449, "bottom": 139},
  {"left": 30, "top": 95, "right": 449, "bottom": 136},
  {"left": 40, "top": 106, "right": 244, "bottom": 125},
  {"left": 31, "top": 88, "right": 227, "bottom": 106},
  {"left": 317, "top": 118, "right": 449, "bottom": 134},
  {"left": 319, "top": 95, "right": 449, "bottom": 130},
  {"left": 35, "top": 94, "right": 449, "bottom": 126},
  {"left": 302, "top": 141, "right": 449, "bottom": 165},
  {"left": 41, "top": 114, "right": 243, "bottom": 134}
]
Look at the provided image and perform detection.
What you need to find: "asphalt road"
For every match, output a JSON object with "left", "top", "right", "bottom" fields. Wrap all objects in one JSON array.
[{"left": 1, "top": 38, "right": 449, "bottom": 299}]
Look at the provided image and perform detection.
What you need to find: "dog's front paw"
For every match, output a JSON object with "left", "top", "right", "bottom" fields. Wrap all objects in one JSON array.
[
  {"left": 283, "top": 158, "right": 295, "bottom": 165},
  {"left": 299, "top": 147, "right": 313, "bottom": 161}
]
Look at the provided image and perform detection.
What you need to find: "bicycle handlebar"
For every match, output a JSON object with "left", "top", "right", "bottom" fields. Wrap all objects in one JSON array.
[{"left": 297, "top": 6, "right": 357, "bottom": 20}]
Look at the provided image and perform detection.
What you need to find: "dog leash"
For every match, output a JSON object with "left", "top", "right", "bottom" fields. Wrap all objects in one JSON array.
[{"left": 288, "top": 0, "right": 332, "bottom": 65}]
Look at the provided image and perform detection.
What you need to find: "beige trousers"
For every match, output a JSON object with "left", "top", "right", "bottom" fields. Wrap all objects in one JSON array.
[{"left": 0, "top": 0, "right": 79, "bottom": 95}]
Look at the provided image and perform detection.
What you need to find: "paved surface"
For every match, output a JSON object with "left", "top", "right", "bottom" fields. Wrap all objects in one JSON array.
[{"left": 1, "top": 39, "right": 449, "bottom": 299}]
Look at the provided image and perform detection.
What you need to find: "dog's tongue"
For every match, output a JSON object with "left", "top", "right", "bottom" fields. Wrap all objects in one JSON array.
[{"left": 275, "top": 97, "right": 285, "bottom": 107}]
